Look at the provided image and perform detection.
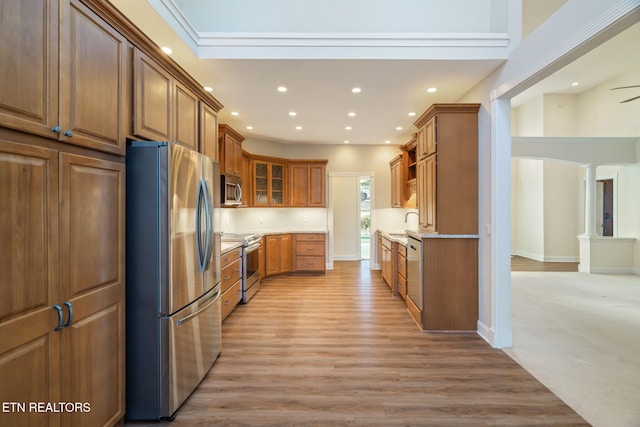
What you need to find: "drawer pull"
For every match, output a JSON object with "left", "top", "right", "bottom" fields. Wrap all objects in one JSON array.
[
  {"left": 223, "top": 275, "right": 231, "bottom": 280},
  {"left": 224, "top": 300, "right": 230, "bottom": 305}
]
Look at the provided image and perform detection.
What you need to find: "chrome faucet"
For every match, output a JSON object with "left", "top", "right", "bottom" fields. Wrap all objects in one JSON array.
[{"left": 404, "top": 211, "right": 418, "bottom": 222}]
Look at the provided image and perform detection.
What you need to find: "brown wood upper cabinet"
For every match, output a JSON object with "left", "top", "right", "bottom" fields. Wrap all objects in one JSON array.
[
  {"left": 0, "top": 0, "right": 129, "bottom": 155},
  {"left": 413, "top": 104, "right": 480, "bottom": 234},
  {"left": 390, "top": 135, "right": 417, "bottom": 209},
  {"left": 200, "top": 103, "right": 219, "bottom": 162},
  {"left": 218, "top": 124, "right": 244, "bottom": 177},
  {"left": 134, "top": 49, "right": 199, "bottom": 151},
  {"left": 253, "top": 157, "right": 287, "bottom": 207},
  {"left": 390, "top": 155, "right": 403, "bottom": 208},
  {"left": 289, "top": 160, "right": 327, "bottom": 207}
]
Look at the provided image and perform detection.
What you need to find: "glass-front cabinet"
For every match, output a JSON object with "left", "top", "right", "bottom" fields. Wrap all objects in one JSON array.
[{"left": 252, "top": 159, "right": 286, "bottom": 207}]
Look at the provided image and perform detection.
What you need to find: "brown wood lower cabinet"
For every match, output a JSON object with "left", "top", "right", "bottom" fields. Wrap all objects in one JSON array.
[
  {"left": 396, "top": 243, "right": 407, "bottom": 300},
  {"left": 221, "top": 247, "right": 242, "bottom": 320},
  {"left": 0, "top": 139, "right": 125, "bottom": 426},
  {"left": 411, "top": 237, "right": 478, "bottom": 331},
  {"left": 264, "top": 233, "right": 326, "bottom": 278},
  {"left": 265, "top": 234, "right": 292, "bottom": 277},
  {"left": 294, "top": 234, "right": 326, "bottom": 273},
  {"left": 380, "top": 236, "right": 394, "bottom": 290}
]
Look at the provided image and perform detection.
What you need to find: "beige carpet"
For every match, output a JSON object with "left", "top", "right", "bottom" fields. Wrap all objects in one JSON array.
[{"left": 505, "top": 272, "right": 640, "bottom": 427}]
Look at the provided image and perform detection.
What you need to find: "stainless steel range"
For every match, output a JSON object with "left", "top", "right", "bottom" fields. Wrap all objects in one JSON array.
[{"left": 221, "top": 233, "right": 262, "bottom": 303}]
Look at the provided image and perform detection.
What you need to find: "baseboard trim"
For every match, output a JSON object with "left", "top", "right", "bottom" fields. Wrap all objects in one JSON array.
[{"left": 477, "top": 320, "right": 494, "bottom": 346}]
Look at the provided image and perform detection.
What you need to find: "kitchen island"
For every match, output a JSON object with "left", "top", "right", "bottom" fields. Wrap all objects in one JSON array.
[{"left": 378, "top": 229, "right": 478, "bottom": 332}]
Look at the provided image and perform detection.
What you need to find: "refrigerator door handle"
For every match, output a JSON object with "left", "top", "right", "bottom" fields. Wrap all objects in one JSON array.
[
  {"left": 202, "top": 179, "right": 214, "bottom": 272},
  {"left": 195, "top": 179, "right": 207, "bottom": 272},
  {"left": 176, "top": 286, "right": 221, "bottom": 326}
]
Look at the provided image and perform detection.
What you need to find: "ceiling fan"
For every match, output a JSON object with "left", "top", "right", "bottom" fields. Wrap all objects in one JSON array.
[{"left": 610, "top": 85, "right": 640, "bottom": 103}]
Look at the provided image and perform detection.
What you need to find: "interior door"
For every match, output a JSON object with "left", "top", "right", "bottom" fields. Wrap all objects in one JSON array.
[{"left": 601, "top": 179, "right": 613, "bottom": 236}]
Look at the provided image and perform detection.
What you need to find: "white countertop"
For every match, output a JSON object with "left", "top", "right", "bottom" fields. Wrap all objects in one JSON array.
[
  {"left": 221, "top": 241, "right": 243, "bottom": 253},
  {"left": 378, "top": 229, "right": 479, "bottom": 245}
]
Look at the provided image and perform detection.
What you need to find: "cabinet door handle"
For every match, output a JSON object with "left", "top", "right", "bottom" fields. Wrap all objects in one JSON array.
[
  {"left": 53, "top": 305, "right": 63, "bottom": 331},
  {"left": 51, "top": 126, "right": 62, "bottom": 134},
  {"left": 63, "top": 301, "right": 73, "bottom": 327},
  {"left": 63, "top": 130, "right": 73, "bottom": 137}
]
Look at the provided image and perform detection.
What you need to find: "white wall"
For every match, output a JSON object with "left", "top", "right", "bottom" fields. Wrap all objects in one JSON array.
[
  {"left": 577, "top": 69, "right": 640, "bottom": 137},
  {"left": 543, "top": 161, "right": 581, "bottom": 260},
  {"left": 513, "top": 95, "right": 544, "bottom": 136},
  {"left": 511, "top": 159, "right": 581, "bottom": 261},
  {"left": 177, "top": 0, "right": 506, "bottom": 33},
  {"left": 543, "top": 94, "right": 579, "bottom": 136},
  {"left": 511, "top": 159, "right": 544, "bottom": 259}
]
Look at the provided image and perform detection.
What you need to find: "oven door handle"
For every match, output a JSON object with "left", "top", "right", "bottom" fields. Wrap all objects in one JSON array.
[{"left": 245, "top": 242, "right": 260, "bottom": 253}]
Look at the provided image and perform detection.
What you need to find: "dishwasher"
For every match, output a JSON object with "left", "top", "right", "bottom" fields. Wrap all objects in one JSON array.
[{"left": 407, "top": 236, "right": 422, "bottom": 310}]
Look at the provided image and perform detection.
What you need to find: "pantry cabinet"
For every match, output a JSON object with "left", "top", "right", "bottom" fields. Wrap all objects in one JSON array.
[
  {"left": 0, "top": 0, "right": 129, "bottom": 155},
  {"left": 0, "top": 140, "right": 125, "bottom": 427},
  {"left": 414, "top": 104, "right": 480, "bottom": 234}
]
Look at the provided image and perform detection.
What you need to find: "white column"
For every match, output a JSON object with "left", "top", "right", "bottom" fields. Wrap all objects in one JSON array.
[
  {"left": 490, "top": 98, "right": 512, "bottom": 349},
  {"left": 583, "top": 164, "right": 597, "bottom": 236}
]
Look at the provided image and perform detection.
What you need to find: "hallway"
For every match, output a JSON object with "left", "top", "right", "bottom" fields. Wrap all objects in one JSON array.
[{"left": 129, "top": 261, "right": 586, "bottom": 426}]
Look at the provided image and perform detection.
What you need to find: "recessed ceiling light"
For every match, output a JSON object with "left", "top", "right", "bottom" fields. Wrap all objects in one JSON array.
[
  {"left": 408, "top": 112, "right": 416, "bottom": 117},
  {"left": 345, "top": 126, "right": 352, "bottom": 130},
  {"left": 246, "top": 126, "right": 253, "bottom": 130},
  {"left": 351, "top": 87, "right": 361, "bottom": 93},
  {"left": 296, "top": 126, "right": 302, "bottom": 130},
  {"left": 572, "top": 82, "right": 579, "bottom": 86},
  {"left": 289, "top": 112, "right": 297, "bottom": 116},
  {"left": 204, "top": 86, "right": 213, "bottom": 92},
  {"left": 427, "top": 87, "right": 437, "bottom": 93},
  {"left": 277, "top": 86, "right": 287, "bottom": 92},
  {"left": 385, "top": 140, "right": 391, "bottom": 144},
  {"left": 161, "top": 46, "right": 173, "bottom": 55},
  {"left": 231, "top": 111, "right": 239, "bottom": 116},
  {"left": 344, "top": 140, "right": 349, "bottom": 144},
  {"left": 396, "top": 127, "right": 403, "bottom": 131},
  {"left": 348, "top": 112, "right": 356, "bottom": 117}
]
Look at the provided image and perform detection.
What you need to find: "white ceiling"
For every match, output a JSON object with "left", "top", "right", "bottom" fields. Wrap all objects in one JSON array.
[{"left": 109, "top": 0, "right": 639, "bottom": 146}]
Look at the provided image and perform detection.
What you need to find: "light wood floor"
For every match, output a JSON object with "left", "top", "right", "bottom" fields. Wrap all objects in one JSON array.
[
  {"left": 511, "top": 255, "right": 579, "bottom": 272},
  {"left": 128, "top": 261, "right": 587, "bottom": 426}
]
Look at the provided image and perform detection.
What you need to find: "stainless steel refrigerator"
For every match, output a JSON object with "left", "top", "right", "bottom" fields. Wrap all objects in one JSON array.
[{"left": 125, "top": 142, "right": 222, "bottom": 420}]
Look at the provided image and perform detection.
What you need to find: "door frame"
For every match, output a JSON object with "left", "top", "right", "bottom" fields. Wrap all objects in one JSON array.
[
  {"left": 596, "top": 174, "right": 618, "bottom": 237},
  {"left": 327, "top": 171, "right": 375, "bottom": 269}
]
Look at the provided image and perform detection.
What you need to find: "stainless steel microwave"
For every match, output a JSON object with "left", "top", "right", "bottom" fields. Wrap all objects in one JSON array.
[{"left": 221, "top": 174, "right": 242, "bottom": 205}]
